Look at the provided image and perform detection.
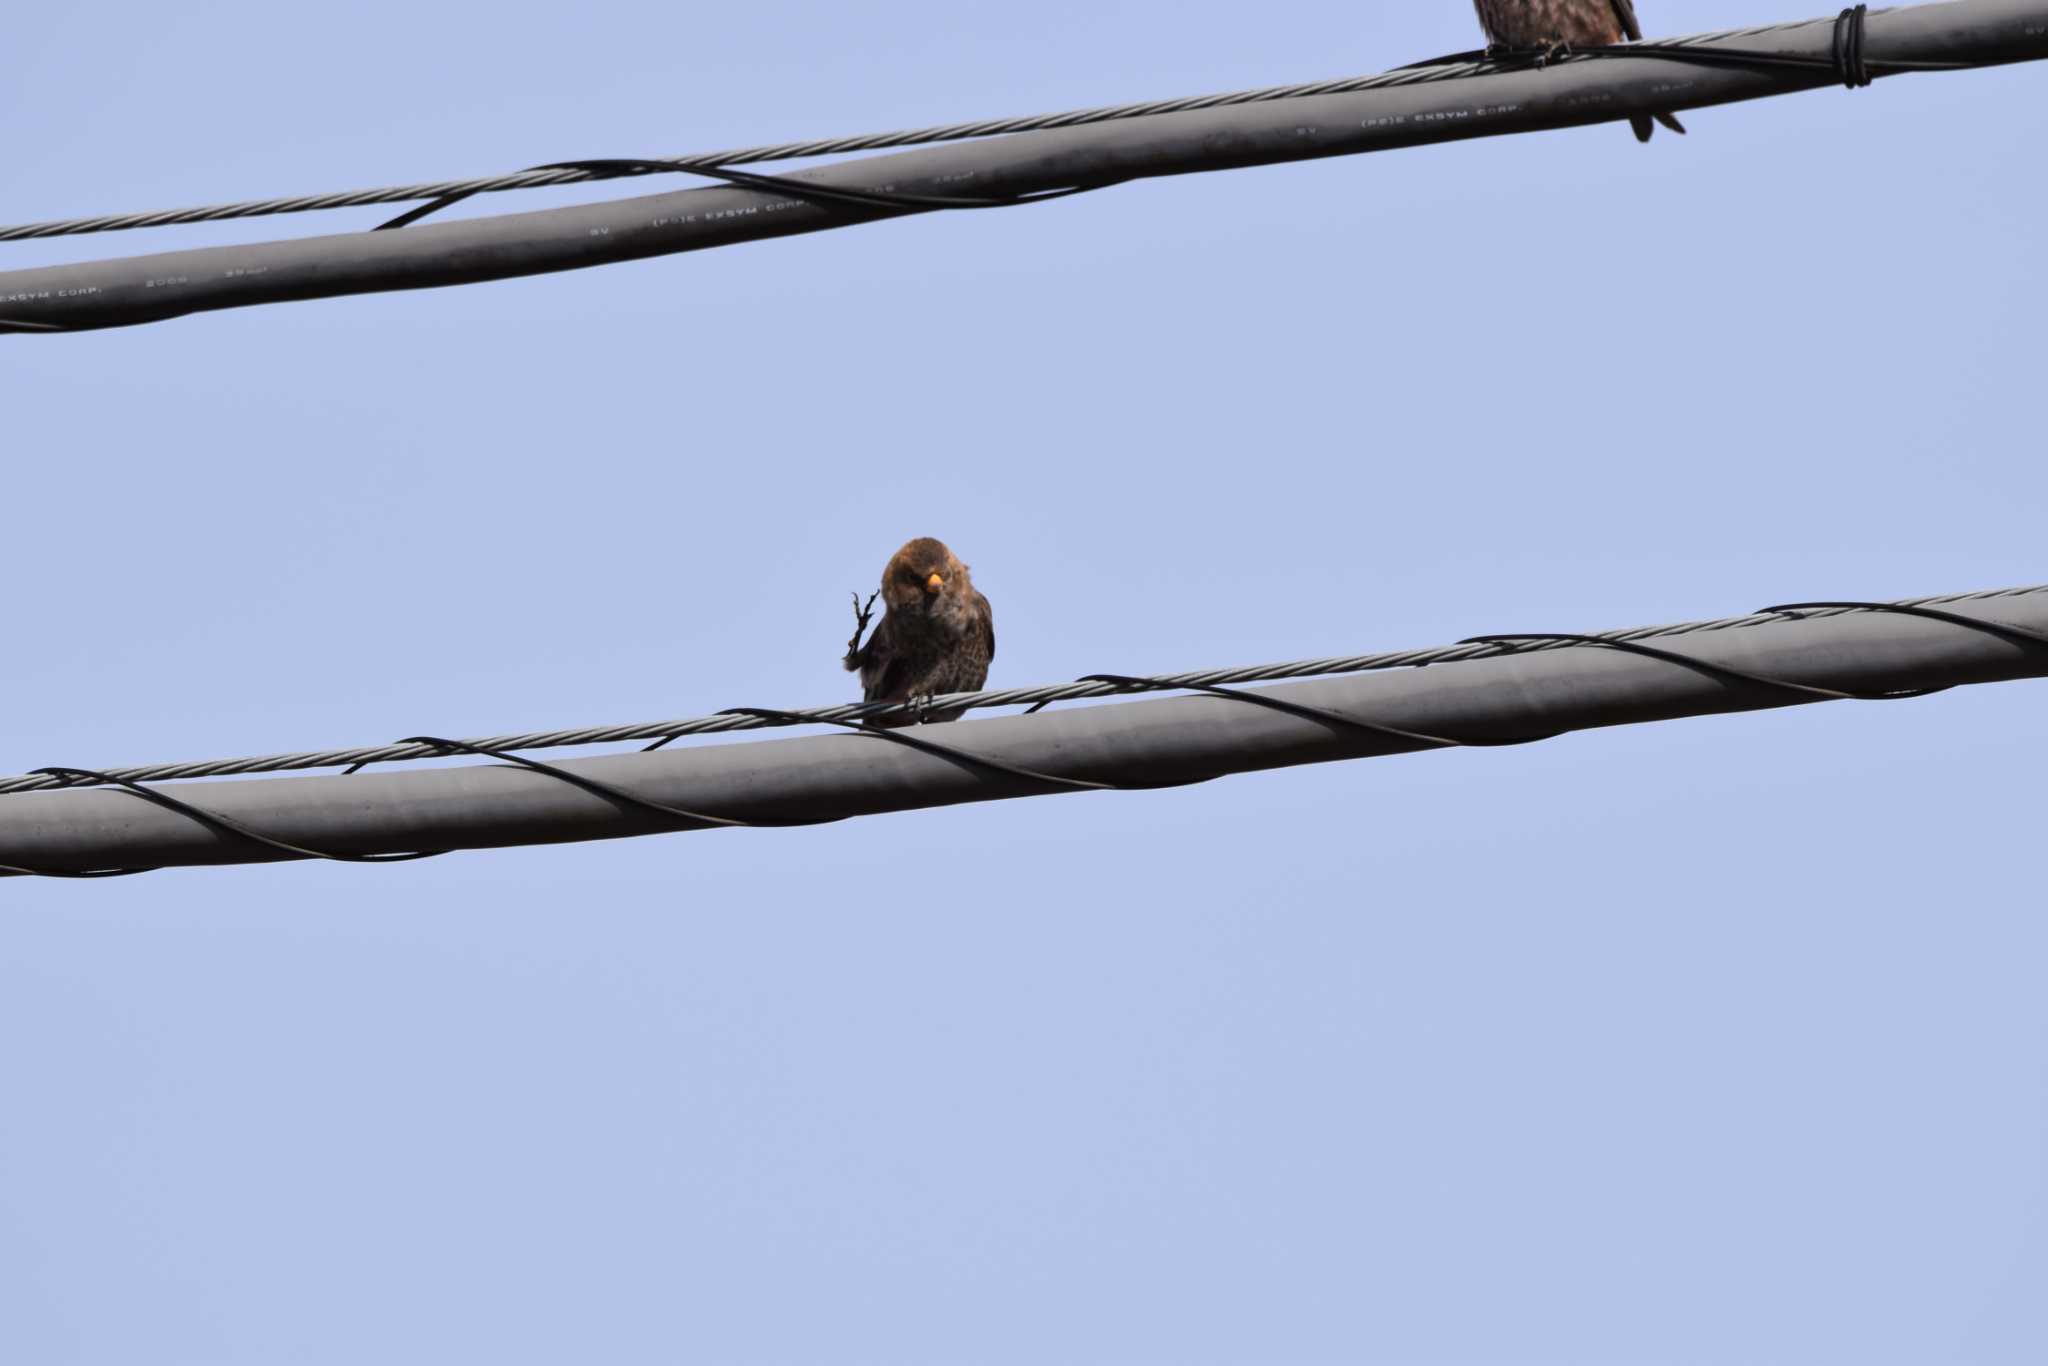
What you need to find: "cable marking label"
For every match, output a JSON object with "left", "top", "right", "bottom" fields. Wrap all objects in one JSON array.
[
  {"left": 1408, "top": 104, "right": 1523, "bottom": 126},
  {"left": 653, "top": 196, "right": 810, "bottom": 231}
]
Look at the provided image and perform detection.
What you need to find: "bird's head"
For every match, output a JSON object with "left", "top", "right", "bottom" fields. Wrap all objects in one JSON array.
[{"left": 880, "top": 537, "right": 972, "bottom": 619}]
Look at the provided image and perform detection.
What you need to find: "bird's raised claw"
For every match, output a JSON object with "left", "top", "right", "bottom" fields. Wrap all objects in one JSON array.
[{"left": 844, "top": 589, "right": 879, "bottom": 664}]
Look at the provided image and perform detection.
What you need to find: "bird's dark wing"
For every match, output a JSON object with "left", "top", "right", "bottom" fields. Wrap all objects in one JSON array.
[
  {"left": 859, "top": 614, "right": 914, "bottom": 703},
  {"left": 972, "top": 591, "right": 995, "bottom": 666}
]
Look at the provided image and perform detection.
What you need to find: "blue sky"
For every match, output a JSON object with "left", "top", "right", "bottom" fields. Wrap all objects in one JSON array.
[{"left": 4, "top": 3, "right": 2045, "bottom": 1362}]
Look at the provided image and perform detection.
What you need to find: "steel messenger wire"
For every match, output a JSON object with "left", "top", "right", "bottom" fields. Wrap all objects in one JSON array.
[{"left": 4, "top": 588, "right": 2046, "bottom": 879}]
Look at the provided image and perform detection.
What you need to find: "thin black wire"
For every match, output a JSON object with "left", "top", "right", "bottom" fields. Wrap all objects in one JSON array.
[
  {"left": 396, "top": 736, "right": 754, "bottom": 828},
  {"left": 1461, "top": 633, "right": 1950, "bottom": 702},
  {"left": 378, "top": 158, "right": 1116, "bottom": 232},
  {"left": 29, "top": 766, "right": 446, "bottom": 866},
  {"left": 1073, "top": 674, "right": 1556, "bottom": 750},
  {"left": 711, "top": 707, "right": 1146, "bottom": 793}
]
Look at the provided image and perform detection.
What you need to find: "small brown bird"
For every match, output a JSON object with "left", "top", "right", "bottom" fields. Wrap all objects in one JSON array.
[
  {"left": 1472, "top": 0, "right": 1687, "bottom": 143},
  {"left": 843, "top": 537, "right": 995, "bottom": 726}
]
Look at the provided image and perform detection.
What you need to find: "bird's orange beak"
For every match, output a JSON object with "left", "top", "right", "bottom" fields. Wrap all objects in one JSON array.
[{"left": 925, "top": 573, "right": 945, "bottom": 594}]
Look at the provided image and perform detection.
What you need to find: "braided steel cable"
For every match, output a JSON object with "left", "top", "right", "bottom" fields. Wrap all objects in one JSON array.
[
  {"left": 1, "top": 585, "right": 2038, "bottom": 801},
  {"left": 0, "top": 11, "right": 1868, "bottom": 244}
]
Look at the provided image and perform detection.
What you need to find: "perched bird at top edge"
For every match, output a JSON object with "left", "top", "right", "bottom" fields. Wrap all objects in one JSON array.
[
  {"left": 1472, "top": 0, "right": 1687, "bottom": 142},
  {"left": 843, "top": 537, "right": 995, "bottom": 727}
]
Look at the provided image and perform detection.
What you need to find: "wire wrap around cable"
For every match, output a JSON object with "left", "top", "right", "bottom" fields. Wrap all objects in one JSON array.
[
  {"left": 26, "top": 766, "right": 446, "bottom": 875},
  {"left": 375, "top": 158, "right": 1116, "bottom": 232},
  {"left": 1459, "top": 633, "right": 1950, "bottom": 702}
]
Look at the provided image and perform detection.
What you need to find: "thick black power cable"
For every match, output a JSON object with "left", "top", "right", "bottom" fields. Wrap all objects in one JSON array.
[
  {"left": 12, "top": 596, "right": 2038, "bottom": 879},
  {"left": 359, "top": 707, "right": 1172, "bottom": 838},
  {"left": 1460, "top": 633, "right": 1951, "bottom": 702},
  {"left": 363, "top": 7, "right": 1912, "bottom": 237},
  {"left": 0, "top": 666, "right": 1702, "bottom": 877},
  {"left": 709, "top": 707, "right": 1156, "bottom": 792},
  {"left": 393, "top": 736, "right": 758, "bottom": 828},
  {"left": 378, "top": 158, "right": 1117, "bottom": 232},
  {"left": 192, "top": 622, "right": 1982, "bottom": 856},
  {"left": 1072, "top": 674, "right": 1558, "bottom": 750},
  {"left": 7, "top": 2, "right": 1994, "bottom": 253},
  {"left": 1, "top": 746, "right": 622, "bottom": 869},
  {"left": 29, "top": 766, "right": 446, "bottom": 868},
  {"left": 349, "top": 734, "right": 865, "bottom": 829}
]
